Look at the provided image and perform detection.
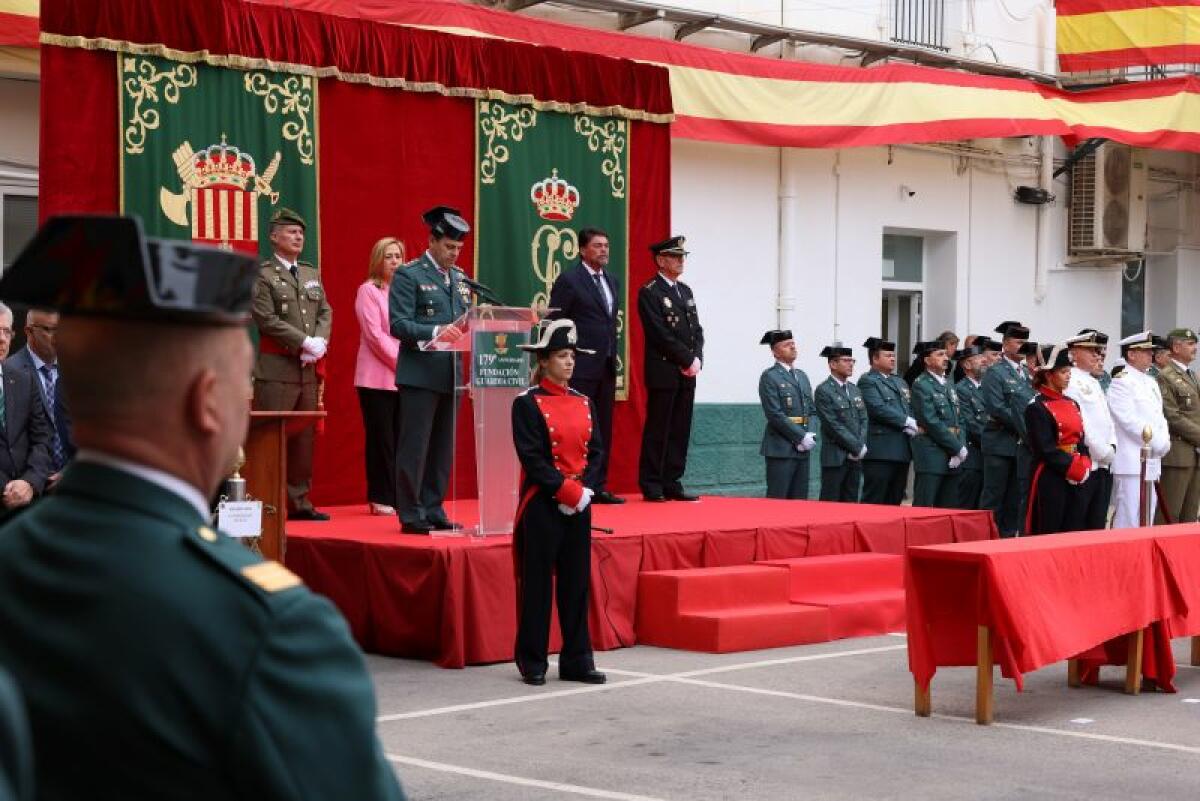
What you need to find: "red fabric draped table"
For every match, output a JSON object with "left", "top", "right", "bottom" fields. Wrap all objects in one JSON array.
[
  {"left": 285, "top": 497, "right": 997, "bottom": 667},
  {"left": 906, "top": 526, "right": 1200, "bottom": 724}
]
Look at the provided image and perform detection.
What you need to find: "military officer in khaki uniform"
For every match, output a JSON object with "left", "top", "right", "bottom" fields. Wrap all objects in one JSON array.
[
  {"left": 1156, "top": 327, "right": 1200, "bottom": 523},
  {"left": 0, "top": 216, "right": 404, "bottom": 801},
  {"left": 251, "top": 208, "right": 332, "bottom": 520}
]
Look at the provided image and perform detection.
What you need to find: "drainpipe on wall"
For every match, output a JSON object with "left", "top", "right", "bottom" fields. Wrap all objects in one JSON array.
[
  {"left": 777, "top": 147, "right": 799, "bottom": 329},
  {"left": 1034, "top": 135, "right": 1053, "bottom": 303}
]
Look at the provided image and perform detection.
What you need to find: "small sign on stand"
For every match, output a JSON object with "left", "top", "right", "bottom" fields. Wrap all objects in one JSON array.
[{"left": 218, "top": 500, "right": 264, "bottom": 539}]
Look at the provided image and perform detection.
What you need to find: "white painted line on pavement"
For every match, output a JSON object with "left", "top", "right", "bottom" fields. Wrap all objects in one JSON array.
[
  {"left": 385, "top": 753, "right": 670, "bottom": 801},
  {"left": 376, "top": 643, "right": 907, "bottom": 722}
]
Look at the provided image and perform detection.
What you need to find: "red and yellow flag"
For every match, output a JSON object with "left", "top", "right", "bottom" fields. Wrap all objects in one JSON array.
[
  {"left": 0, "top": 0, "right": 38, "bottom": 47},
  {"left": 1058, "top": 0, "right": 1200, "bottom": 71}
]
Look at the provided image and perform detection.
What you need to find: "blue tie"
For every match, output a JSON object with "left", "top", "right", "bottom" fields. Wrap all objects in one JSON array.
[{"left": 40, "top": 364, "right": 66, "bottom": 470}]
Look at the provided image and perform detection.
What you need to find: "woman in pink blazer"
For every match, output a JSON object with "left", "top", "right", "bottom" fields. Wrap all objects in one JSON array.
[{"left": 355, "top": 237, "right": 404, "bottom": 515}]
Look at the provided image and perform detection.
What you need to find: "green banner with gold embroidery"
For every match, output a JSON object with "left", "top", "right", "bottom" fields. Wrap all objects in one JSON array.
[
  {"left": 475, "top": 100, "right": 630, "bottom": 399},
  {"left": 119, "top": 54, "right": 318, "bottom": 261}
]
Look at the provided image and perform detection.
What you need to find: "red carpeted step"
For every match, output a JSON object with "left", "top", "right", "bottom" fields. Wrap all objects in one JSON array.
[
  {"left": 636, "top": 566, "right": 831, "bottom": 652},
  {"left": 757, "top": 553, "right": 905, "bottom": 639}
]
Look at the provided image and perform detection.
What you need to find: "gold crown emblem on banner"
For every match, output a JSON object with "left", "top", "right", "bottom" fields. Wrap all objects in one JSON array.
[
  {"left": 193, "top": 135, "right": 257, "bottom": 190},
  {"left": 530, "top": 169, "right": 580, "bottom": 221},
  {"left": 495, "top": 333, "right": 509, "bottom": 354}
]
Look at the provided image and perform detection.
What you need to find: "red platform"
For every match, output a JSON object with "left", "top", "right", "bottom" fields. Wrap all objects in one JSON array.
[{"left": 285, "top": 496, "right": 996, "bottom": 667}]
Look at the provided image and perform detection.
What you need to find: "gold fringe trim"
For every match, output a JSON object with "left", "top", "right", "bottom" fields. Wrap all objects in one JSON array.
[{"left": 40, "top": 32, "right": 675, "bottom": 124}]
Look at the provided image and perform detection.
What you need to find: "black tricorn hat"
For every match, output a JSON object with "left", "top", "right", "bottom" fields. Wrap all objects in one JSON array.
[
  {"left": 1152, "top": 334, "right": 1169, "bottom": 350},
  {"left": 422, "top": 205, "right": 470, "bottom": 241},
  {"left": 760, "top": 329, "right": 793, "bottom": 347},
  {"left": 995, "top": 320, "right": 1030, "bottom": 339},
  {"left": 0, "top": 216, "right": 256, "bottom": 326},
  {"left": 1037, "top": 343, "right": 1072, "bottom": 371},
  {"left": 649, "top": 235, "right": 689, "bottom": 256},
  {"left": 1018, "top": 341, "right": 1040, "bottom": 356},
  {"left": 954, "top": 344, "right": 986, "bottom": 360},
  {"left": 520, "top": 319, "right": 595, "bottom": 355},
  {"left": 978, "top": 336, "right": 1002, "bottom": 352},
  {"left": 819, "top": 345, "right": 852, "bottom": 359},
  {"left": 912, "top": 340, "right": 942, "bottom": 357},
  {"left": 863, "top": 336, "right": 896, "bottom": 352}
]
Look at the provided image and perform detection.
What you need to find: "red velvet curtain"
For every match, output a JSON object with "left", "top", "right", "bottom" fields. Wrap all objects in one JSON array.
[
  {"left": 42, "top": 0, "right": 671, "bottom": 120},
  {"left": 38, "top": 45, "right": 670, "bottom": 505}
]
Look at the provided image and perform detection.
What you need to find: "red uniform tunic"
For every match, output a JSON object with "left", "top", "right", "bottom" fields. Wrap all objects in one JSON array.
[{"left": 1024, "top": 385, "right": 1093, "bottom": 534}]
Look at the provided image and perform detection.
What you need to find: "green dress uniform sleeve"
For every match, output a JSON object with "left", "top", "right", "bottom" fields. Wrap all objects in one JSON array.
[
  {"left": 859, "top": 373, "right": 910, "bottom": 431},
  {"left": 231, "top": 590, "right": 405, "bottom": 801},
  {"left": 251, "top": 271, "right": 305, "bottom": 352},
  {"left": 0, "top": 668, "right": 32, "bottom": 801},
  {"left": 759, "top": 370, "right": 805, "bottom": 445},
  {"left": 1158, "top": 369, "right": 1200, "bottom": 447},
  {"left": 854, "top": 385, "right": 869, "bottom": 436},
  {"left": 957, "top": 381, "right": 984, "bottom": 447},
  {"left": 912, "top": 378, "right": 964, "bottom": 456},
  {"left": 814, "top": 382, "right": 865, "bottom": 454},
  {"left": 982, "top": 365, "right": 1028, "bottom": 439},
  {"left": 388, "top": 265, "right": 437, "bottom": 345}
]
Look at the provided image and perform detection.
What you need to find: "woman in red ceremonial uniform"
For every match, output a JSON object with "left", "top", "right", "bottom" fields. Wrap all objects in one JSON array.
[
  {"left": 1024, "top": 340, "right": 1094, "bottom": 535},
  {"left": 511, "top": 320, "right": 607, "bottom": 686}
]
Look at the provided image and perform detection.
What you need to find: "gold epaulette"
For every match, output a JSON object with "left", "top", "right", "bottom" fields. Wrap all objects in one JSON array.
[{"left": 241, "top": 561, "right": 303, "bottom": 593}]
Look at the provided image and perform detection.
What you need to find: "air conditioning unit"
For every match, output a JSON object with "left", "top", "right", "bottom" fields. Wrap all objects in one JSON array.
[{"left": 1068, "top": 144, "right": 1147, "bottom": 256}]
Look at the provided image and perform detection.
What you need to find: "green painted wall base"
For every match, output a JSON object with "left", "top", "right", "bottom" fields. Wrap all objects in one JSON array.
[{"left": 681, "top": 403, "right": 822, "bottom": 499}]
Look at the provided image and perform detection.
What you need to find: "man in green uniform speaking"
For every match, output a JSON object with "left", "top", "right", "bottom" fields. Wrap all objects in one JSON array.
[
  {"left": 757, "top": 329, "right": 816, "bottom": 499},
  {"left": 0, "top": 217, "right": 405, "bottom": 801},
  {"left": 909, "top": 341, "right": 968, "bottom": 508}
]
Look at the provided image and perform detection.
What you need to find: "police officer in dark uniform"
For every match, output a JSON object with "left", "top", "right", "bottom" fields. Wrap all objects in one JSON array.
[
  {"left": 980, "top": 320, "right": 1035, "bottom": 536},
  {"left": 0, "top": 217, "right": 405, "bottom": 801},
  {"left": 857, "top": 337, "right": 916, "bottom": 504},
  {"left": 813, "top": 345, "right": 869, "bottom": 502},
  {"left": 909, "top": 341, "right": 968, "bottom": 508},
  {"left": 954, "top": 342, "right": 989, "bottom": 508},
  {"left": 512, "top": 320, "right": 606, "bottom": 687},
  {"left": 757, "top": 329, "right": 817, "bottom": 499},
  {"left": 637, "top": 236, "right": 703, "bottom": 502},
  {"left": 389, "top": 206, "right": 473, "bottom": 533}
]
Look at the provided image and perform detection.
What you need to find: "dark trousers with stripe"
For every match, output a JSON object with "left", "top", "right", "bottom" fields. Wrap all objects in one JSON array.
[{"left": 513, "top": 492, "right": 595, "bottom": 678}]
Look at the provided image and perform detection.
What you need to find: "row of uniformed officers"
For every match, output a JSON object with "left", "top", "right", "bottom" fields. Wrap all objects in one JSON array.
[{"left": 757, "top": 320, "right": 1197, "bottom": 536}]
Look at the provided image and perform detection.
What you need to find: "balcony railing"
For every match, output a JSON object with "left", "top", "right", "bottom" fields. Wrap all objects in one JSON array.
[{"left": 891, "top": 0, "right": 949, "bottom": 53}]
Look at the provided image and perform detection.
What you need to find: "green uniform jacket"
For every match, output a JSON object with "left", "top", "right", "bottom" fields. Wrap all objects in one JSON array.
[
  {"left": 814, "top": 376, "right": 868, "bottom": 468},
  {"left": 251, "top": 255, "right": 332, "bottom": 384},
  {"left": 0, "top": 463, "right": 405, "bottom": 801},
  {"left": 910, "top": 372, "right": 966, "bottom": 476},
  {"left": 389, "top": 253, "right": 471, "bottom": 394},
  {"left": 1097, "top": 371, "right": 1112, "bottom": 393},
  {"left": 857, "top": 370, "right": 913, "bottom": 463},
  {"left": 955, "top": 376, "right": 987, "bottom": 471},
  {"left": 0, "top": 668, "right": 31, "bottom": 801},
  {"left": 759, "top": 363, "right": 816, "bottom": 458},
  {"left": 1157, "top": 362, "right": 1200, "bottom": 468},
  {"left": 981, "top": 357, "right": 1034, "bottom": 457}
]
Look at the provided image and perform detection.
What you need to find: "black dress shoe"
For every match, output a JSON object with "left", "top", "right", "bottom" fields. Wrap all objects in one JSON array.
[
  {"left": 289, "top": 509, "right": 330, "bottom": 521},
  {"left": 428, "top": 519, "right": 463, "bottom": 531},
  {"left": 665, "top": 491, "right": 700, "bottom": 502},
  {"left": 560, "top": 669, "right": 607, "bottom": 684},
  {"left": 522, "top": 673, "right": 546, "bottom": 686},
  {"left": 642, "top": 494, "right": 667, "bottom": 502},
  {"left": 593, "top": 491, "right": 626, "bottom": 505},
  {"left": 401, "top": 521, "right": 434, "bottom": 534}
]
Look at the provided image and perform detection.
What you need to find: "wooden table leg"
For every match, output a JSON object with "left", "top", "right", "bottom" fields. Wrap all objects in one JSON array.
[
  {"left": 1067, "top": 659, "right": 1081, "bottom": 688},
  {"left": 976, "top": 625, "right": 994, "bottom": 725},
  {"left": 915, "top": 681, "right": 931, "bottom": 717},
  {"left": 1124, "top": 629, "right": 1144, "bottom": 695},
  {"left": 1191, "top": 636, "right": 1200, "bottom": 668}
]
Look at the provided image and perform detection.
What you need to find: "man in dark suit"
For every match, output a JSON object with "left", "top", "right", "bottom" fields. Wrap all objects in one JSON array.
[
  {"left": 0, "top": 216, "right": 405, "bottom": 801},
  {"left": 6, "top": 307, "right": 74, "bottom": 484},
  {"left": 637, "top": 235, "right": 703, "bottom": 502},
  {"left": 0, "top": 352, "right": 52, "bottom": 510},
  {"left": 389, "top": 206, "right": 473, "bottom": 533},
  {"left": 548, "top": 227, "right": 624, "bottom": 504}
]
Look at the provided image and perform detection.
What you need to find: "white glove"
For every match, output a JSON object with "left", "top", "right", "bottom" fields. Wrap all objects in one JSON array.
[
  {"left": 300, "top": 351, "right": 318, "bottom": 366},
  {"left": 799, "top": 432, "right": 817, "bottom": 452},
  {"left": 948, "top": 455, "right": 963, "bottom": 469},
  {"left": 957, "top": 446, "right": 969, "bottom": 461},
  {"left": 848, "top": 444, "right": 867, "bottom": 461},
  {"left": 681, "top": 357, "right": 702, "bottom": 377},
  {"left": 302, "top": 336, "right": 327, "bottom": 358},
  {"left": 557, "top": 503, "right": 576, "bottom": 516},
  {"left": 903, "top": 416, "right": 918, "bottom": 436},
  {"left": 574, "top": 487, "right": 594, "bottom": 513}
]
